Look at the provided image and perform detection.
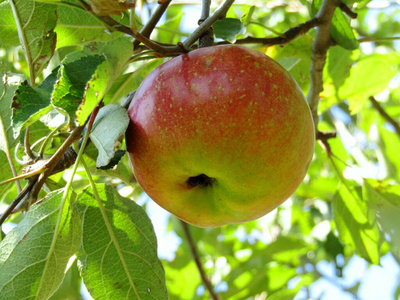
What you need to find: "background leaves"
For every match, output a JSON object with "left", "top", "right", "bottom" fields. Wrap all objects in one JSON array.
[
  {"left": 0, "top": 189, "right": 81, "bottom": 299},
  {"left": 9, "top": 0, "right": 57, "bottom": 81}
]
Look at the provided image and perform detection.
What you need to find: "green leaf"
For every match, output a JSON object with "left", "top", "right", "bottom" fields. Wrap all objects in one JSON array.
[
  {"left": 0, "top": 1, "right": 19, "bottom": 47},
  {"left": 0, "top": 73, "right": 25, "bottom": 151},
  {"left": 49, "top": 260, "right": 82, "bottom": 300},
  {"left": 214, "top": 18, "right": 245, "bottom": 43},
  {"left": 268, "top": 34, "right": 313, "bottom": 93},
  {"left": 55, "top": 4, "right": 117, "bottom": 49},
  {"left": 363, "top": 180, "right": 400, "bottom": 257},
  {"left": 319, "top": 45, "right": 355, "bottom": 111},
  {"left": 164, "top": 260, "right": 201, "bottom": 300},
  {"left": 338, "top": 54, "right": 399, "bottom": 113},
  {"left": 97, "top": 149, "right": 126, "bottom": 170},
  {"left": 11, "top": 80, "right": 53, "bottom": 137},
  {"left": 75, "top": 184, "right": 168, "bottom": 300},
  {"left": 333, "top": 183, "right": 381, "bottom": 264},
  {"left": 9, "top": 0, "right": 57, "bottom": 80},
  {"left": 311, "top": 0, "right": 358, "bottom": 50},
  {"left": 331, "top": 9, "right": 359, "bottom": 50},
  {"left": 81, "top": 143, "right": 132, "bottom": 183},
  {"left": 376, "top": 125, "right": 400, "bottom": 180},
  {"left": 0, "top": 189, "right": 81, "bottom": 299},
  {"left": 326, "top": 46, "right": 354, "bottom": 90},
  {"left": 90, "top": 104, "right": 129, "bottom": 168},
  {"left": 51, "top": 54, "right": 106, "bottom": 118},
  {"left": 76, "top": 37, "right": 133, "bottom": 125}
]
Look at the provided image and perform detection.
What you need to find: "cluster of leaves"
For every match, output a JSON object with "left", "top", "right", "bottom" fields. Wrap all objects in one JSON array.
[{"left": 0, "top": 0, "right": 399, "bottom": 299}]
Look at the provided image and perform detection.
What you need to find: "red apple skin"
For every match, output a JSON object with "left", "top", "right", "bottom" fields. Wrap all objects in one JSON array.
[{"left": 126, "top": 45, "right": 315, "bottom": 227}]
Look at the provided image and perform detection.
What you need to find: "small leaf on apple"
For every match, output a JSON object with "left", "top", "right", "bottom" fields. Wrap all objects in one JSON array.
[{"left": 90, "top": 104, "right": 129, "bottom": 168}]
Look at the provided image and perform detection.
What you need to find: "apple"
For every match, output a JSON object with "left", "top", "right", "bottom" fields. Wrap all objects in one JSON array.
[{"left": 126, "top": 45, "right": 315, "bottom": 227}]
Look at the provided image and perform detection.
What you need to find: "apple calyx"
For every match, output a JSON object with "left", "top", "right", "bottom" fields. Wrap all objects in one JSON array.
[{"left": 186, "top": 174, "right": 216, "bottom": 188}]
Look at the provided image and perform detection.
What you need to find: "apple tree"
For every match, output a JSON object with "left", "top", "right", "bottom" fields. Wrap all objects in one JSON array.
[{"left": 0, "top": 0, "right": 399, "bottom": 299}]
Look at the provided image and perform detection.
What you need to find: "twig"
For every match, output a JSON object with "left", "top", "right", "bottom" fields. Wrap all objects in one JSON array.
[
  {"left": 370, "top": 96, "right": 400, "bottom": 138},
  {"left": 358, "top": 36, "right": 400, "bottom": 43},
  {"left": 4, "top": 148, "right": 22, "bottom": 192},
  {"left": 198, "top": 0, "right": 214, "bottom": 48},
  {"left": 77, "top": 0, "right": 172, "bottom": 54},
  {"left": 133, "top": 0, "right": 172, "bottom": 49},
  {"left": 182, "top": 0, "right": 235, "bottom": 48},
  {"left": 339, "top": 2, "right": 358, "bottom": 19},
  {"left": 0, "top": 178, "right": 36, "bottom": 226},
  {"left": 227, "top": 17, "right": 320, "bottom": 46},
  {"left": 181, "top": 221, "right": 219, "bottom": 300},
  {"left": 316, "top": 130, "right": 337, "bottom": 141},
  {"left": 29, "top": 120, "right": 88, "bottom": 200},
  {"left": 307, "top": 0, "right": 341, "bottom": 133},
  {"left": 24, "top": 127, "right": 36, "bottom": 161}
]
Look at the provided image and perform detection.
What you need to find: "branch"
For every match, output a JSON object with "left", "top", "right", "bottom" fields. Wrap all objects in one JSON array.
[
  {"left": 237, "top": 17, "right": 319, "bottom": 46},
  {"left": 306, "top": 0, "right": 341, "bottom": 133},
  {"left": 198, "top": 0, "right": 214, "bottom": 48},
  {"left": 77, "top": 0, "right": 175, "bottom": 54},
  {"left": 0, "top": 178, "right": 36, "bottom": 226},
  {"left": 182, "top": 0, "right": 235, "bottom": 48},
  {"left": 369, "top": 96, "right": 400, "bottom": 138},
  {"left": 133, "top": 0, "right": 172, "bottom": 49},
  {"left": 339, "top": 2, "right": 358, "bottom": 19},
  {"left": 359, "top": 36, "right": 400, "bottom": 43},
  {"left": 181, "top": 221, "right": 219, "bottom": 300},
  {"left": 316, "top": 130, "right": 337, "bottom": 141}
]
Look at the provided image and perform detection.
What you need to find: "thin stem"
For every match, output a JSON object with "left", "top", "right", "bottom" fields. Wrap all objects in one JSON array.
[
  {"left": 200, "top": 0, "right": 211, "bottom": 21},
  {"left": 218, "top": 17, "right": 320, "bottom": 46},
  {"left": 133, "top": 0, "right": 172, "bottom": 49},
  {"left": 183, "top": 0, "right": 235, "bottom": 48},
  {"left": 0, "top": 167, "right": 43, "bottom": 187},
  {"left": 370, "top": 96, "right": 400, "bottom": 138},
  {"left": 359, "top": 36, "right": 400, "bottom": 43},
  {"left": 38, "top": 122, "right": 67, "bottom": 158},
  {"left": 198, "top": 0, "right": 214, "bottom": 48},
  {"left": 24, "top": 127, "right": 36, "bottom": 161},
  {"left": 181, "top": 221, "right": 219, "bottom": 300},
  {"left": 9, "top": 0, "right": 35, "bottom": 84},
  {"left": 339, "top": 2, "right": 358, "bottom": 19},
  {"left": 0, "top": 179, "right": 35, "bottom": 226}
]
